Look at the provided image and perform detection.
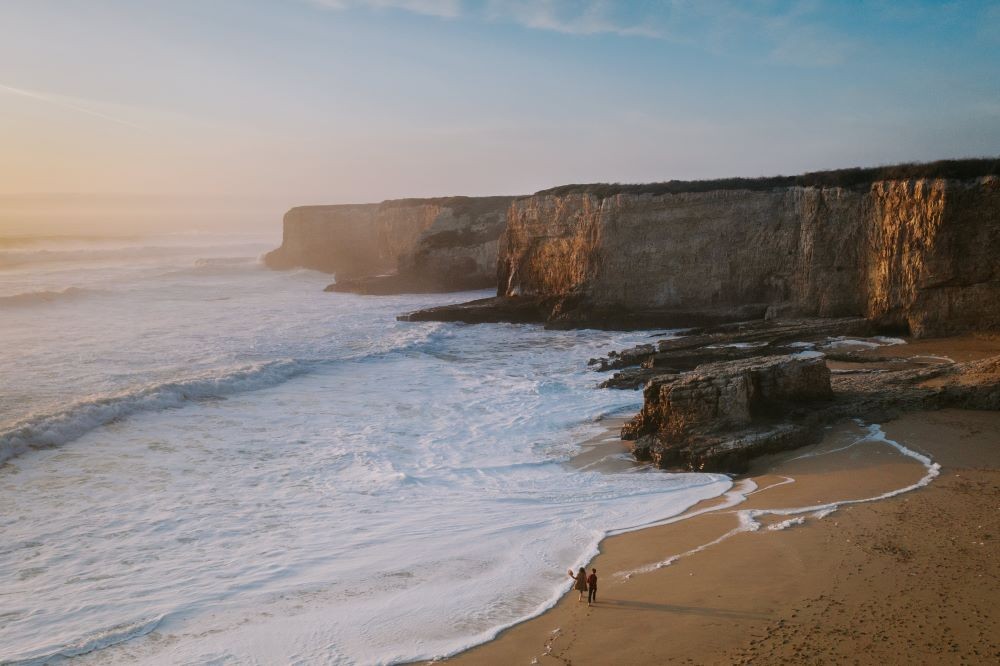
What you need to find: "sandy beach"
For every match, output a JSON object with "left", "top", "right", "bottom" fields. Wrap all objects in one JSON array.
[{"left": 443, "top": 338, "right": 1000, "bottom": 666}]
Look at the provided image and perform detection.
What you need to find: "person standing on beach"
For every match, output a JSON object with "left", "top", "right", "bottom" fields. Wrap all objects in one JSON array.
[
  {"left": 586, "top": 568, "right": 597, "bottom": 605},
  {"left": 568, "top": 567, "right": 588, "bottom": 602}
]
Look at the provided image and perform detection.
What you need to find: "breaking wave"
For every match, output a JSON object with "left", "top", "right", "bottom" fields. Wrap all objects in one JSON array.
[
  {"left": 0, "top": 287, "right": 99, "bottom": 307},
  {"left": 159, "top": 256, "right": 263, "bottom": 277},
  {"left": 0, "top": 359, "right": 311, "bottom": 465},
  {"left": 193, "top": 256, "right": 258, "bottom": 268},
  {"left": 0, "top": 243, "right": 267, "bottom": 269},
  {"left": 8, "top": 615, "right": 165, "bottom": 666}
]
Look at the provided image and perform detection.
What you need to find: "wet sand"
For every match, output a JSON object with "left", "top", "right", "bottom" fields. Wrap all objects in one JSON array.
[{"left": 442, "top": 409, "right": 1000, "bottom": 665}]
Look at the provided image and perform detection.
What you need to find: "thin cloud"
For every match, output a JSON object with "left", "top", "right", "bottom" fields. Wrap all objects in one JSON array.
[
  {"left": 0, "top": 83, "right": 143, "bottom": 129},
  {"left": 485, "top": 0, "right": 663, "bottom": 38},
  {"left": 307, "top": 0, "right": 858, "bottom": 65},
  {"left": 307, "top": 0, "right": 462, "bottom": 18},
  {"left": 490, "top": 0, "right": 855, "bottom": 65}
]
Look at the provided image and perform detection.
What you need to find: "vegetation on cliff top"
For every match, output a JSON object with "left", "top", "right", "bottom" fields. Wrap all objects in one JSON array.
[
  {"left": 379, "top": 196, "right": 516, "bottom": 217},
  {"left": 535, "top": 157, "right": 1000, "bottom": 198}
]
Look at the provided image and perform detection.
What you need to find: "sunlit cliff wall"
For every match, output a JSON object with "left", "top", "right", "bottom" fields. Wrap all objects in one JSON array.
[
  {"left": 866, "top": 178, "right": 1000, "bottom": 336},
  {"left": 495, "top": 177, "right": 999, "bottom": 336}
]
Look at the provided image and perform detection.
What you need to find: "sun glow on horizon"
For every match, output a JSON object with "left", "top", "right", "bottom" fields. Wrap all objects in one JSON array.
[{"left": 0, "top": 0, "right": 997, "bottom": 233}]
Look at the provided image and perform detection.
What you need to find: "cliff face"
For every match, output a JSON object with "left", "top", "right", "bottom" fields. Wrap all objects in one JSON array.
[
  {"left": 389, "top": 196, "right": 513, "bottom": 292},
  {"left": 487, "top": 177, "right": 998, "bottom": 336},
  {"left": 866, "top": 179, "right": 1000, "bottom": 336},
  {"left": 499, "top": 188, "right": 867, "bottom": 323},
  {"left": 264, "top": 196, "right": 514, "bottom": 290},
  {"left": 264, "top": 203, "right": 413, "bottom": 279}
]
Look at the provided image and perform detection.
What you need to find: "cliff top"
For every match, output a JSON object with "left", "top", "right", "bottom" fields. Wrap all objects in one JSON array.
[
  {"left": 379, "top": 196, "right": 516, "bottom": 217},
  {"left": 534, "top": 157, "right": 1000, "bottom": 199},
  {"left": 289, "top": 196, "right": 517, "bottom": 218}
]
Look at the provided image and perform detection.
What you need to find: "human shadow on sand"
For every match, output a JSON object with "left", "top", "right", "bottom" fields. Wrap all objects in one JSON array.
[{"left": 595, "top": 599, "right": 771, "bottom": 621}]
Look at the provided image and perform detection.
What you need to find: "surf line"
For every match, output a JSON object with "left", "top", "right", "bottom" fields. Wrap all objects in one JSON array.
[{"left": 617, "top": 423, "right": 940, "bottom": 580}]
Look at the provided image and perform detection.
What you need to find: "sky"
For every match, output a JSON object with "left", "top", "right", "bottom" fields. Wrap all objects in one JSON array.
[{"left": 1, "top": 0, "right": 998, "bottom": 232}]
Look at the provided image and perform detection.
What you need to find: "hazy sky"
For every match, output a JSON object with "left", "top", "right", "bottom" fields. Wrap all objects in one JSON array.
[{"left": 1, "top": 0, "right": 999, "bottom": 231}]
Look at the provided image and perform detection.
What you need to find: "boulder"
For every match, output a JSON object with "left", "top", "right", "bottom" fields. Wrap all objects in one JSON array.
[{"left": 622, "top": 354, "right": 833, "bottom": 472}]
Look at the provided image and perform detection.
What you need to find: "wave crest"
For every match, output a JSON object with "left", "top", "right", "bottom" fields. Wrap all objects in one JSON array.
[
  {"left": 7, "top": 615, "right": 164, "bottom": 665},
  {"left": 0, "top": 359, "right": 310, "bottom": 465},
  {"left": 0, "top": 286, "right": 98, "bottom": 307},
  {"left": 0, "top": 243, "right": 267, "bottom": 268}
]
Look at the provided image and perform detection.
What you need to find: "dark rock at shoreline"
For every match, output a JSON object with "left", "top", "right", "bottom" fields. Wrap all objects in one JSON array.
[
  {"left": 622, "top": 354, "right": 834, "bottom": 472},
  {"left": 613, "top": 342, "right": 1000, "bottom": 473},
  {"left": 594, "top": 317, "right": 871, "bottom": 388},
  {"left": 325, "top": 272, "right": 495, "bottom": 295},
  {"left": 397, "top": 296, "right": 553, "bottom": 324},
  {"left": 590, "top": 314, "right": 1000, "bottom": 472}
]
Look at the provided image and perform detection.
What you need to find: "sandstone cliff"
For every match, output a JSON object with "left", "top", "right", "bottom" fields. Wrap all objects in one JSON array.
[
  {"left": 406, "top": 176, "right": 999, "bottom": 337},
  {"left": 264, "top": 196, "right": 514, "bottom": 291}
]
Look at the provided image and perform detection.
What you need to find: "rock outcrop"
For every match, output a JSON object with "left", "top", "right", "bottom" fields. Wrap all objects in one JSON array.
[
  {"left": 622, "top": 354, "right": 834, "bottom": 471},
  {"left": 594, "top": 317, "right": 872, "bottom": 389},
  {"left": 403, "top": 176, "right": 999, "bottom": 337},
  {"left": 599, "top": 318, "right": 1000, "bottom": 472},
  {"left": 265, "top": 196, "right": 514, "bottom": 291}
]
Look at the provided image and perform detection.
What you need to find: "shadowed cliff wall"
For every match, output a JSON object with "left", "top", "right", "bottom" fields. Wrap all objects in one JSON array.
[{"left": 264, "top": 196, "right": 513, "bottom": 288}]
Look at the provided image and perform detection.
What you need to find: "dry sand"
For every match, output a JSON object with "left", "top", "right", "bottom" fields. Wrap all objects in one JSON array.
[{"left": 441, "top": 407, "right": 999, "bottom": 665}]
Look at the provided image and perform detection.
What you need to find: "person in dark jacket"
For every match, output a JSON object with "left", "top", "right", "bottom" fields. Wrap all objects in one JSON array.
[
  {"left": 568, "top": 566, "right": 588, "bottom": 602},
  {"left": 586, "top": 568, "right": 597, "bottom": 605}
]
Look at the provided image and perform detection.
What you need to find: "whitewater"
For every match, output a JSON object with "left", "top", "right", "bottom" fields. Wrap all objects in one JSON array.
[{"left": 0, "top": 234, "right": 732, "bottom": 665}]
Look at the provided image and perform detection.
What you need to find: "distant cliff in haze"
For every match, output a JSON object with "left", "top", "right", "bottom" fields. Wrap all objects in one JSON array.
[{"left": 264, "top": 196, "right": 515, "bottom": 292}]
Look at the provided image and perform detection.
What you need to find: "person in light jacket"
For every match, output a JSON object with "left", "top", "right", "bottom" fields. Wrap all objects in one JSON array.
[{"left": 568, "top": 566, "right": 588, "bottom": 602}]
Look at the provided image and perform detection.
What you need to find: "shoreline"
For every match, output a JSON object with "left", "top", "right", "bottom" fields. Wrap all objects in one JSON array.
[{"left": 439, "top": 405, "right": 1000, "bottom": 665}]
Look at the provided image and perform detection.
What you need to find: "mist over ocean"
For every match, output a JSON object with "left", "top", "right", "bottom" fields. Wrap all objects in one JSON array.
[{"left": 0, "top": 234, "right": 730, "bottom": 664}]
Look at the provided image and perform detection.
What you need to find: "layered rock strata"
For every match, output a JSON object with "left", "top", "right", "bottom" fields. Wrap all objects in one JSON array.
[
  {"left": 403, "top": 177, "right": 999, "bottom": 337},
  {"left": 265, "top": 196, "right": 514, "bottom": 291},
  {"left": 622, "top": 354, "right": 834, "bottom": 471},
  {"left": 600, "top": 320, "right": 1000, "bottom": 472},
  {"left": 593, "top": 317, "right": 871, "bottom": 388}
]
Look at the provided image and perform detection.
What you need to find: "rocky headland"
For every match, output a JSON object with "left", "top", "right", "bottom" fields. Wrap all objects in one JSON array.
[
  {"left": 264, "top": 195, "right": 514, "bottom": 292},
  {"left": 592, "top": 318, "right": 1000, "bottom": 471},
  {"left": 402, "top": 162, "right": 999, "bottom": 337},
  {"left": 395, "top": 161, "right": 1000, "bottom": 473},
  {"left": 275, "top": 160, "right": 1000, "bottom": 473}
]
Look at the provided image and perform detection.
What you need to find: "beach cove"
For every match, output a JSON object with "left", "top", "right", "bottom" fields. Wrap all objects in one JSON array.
[{"left": 444, "top": 335, "right": 1000, "bottom": 665}]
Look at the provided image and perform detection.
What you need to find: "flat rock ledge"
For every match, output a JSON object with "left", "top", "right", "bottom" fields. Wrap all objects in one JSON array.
[
  {"left": 397, "top": 296, "right": 555, "bottom": 324},
  {"left": 325, "top": 273, "right": 494, "bottom": 295},
  {"left": 601, "top": 318, "right": 1000, "bottom": 473},
  {"left": 595, "top": 317, "right": 872, "bottom": 389},
  {"left": 398, "top": 296, "right": 773, "bottom": 330}
]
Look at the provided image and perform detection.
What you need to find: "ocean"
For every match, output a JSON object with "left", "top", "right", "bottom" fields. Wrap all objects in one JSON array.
[{"left": 0, "top": 234, "right": 731, "bottom": 665}]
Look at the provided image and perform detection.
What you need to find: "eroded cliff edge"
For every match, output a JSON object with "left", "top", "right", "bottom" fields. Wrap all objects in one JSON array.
[
  {"left": 404, "top": 176, "right": 999, "bottom": 338},
  {"left": 264, "top": 196, "right": 514, "bottom": 292}
]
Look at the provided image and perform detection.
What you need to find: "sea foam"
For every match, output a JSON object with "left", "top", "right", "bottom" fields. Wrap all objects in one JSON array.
[
  {"left": 617, "top": 423, "right": 939, "bottom": 579},
  {"left": 0, "top": 286, "right": 99, "bottom": 307},
  {"left": 0, "top": 235, "right": 733, "bottom": 665},
  {"left": 0, "top": 359, "right": 310, "bottom": 465}
]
